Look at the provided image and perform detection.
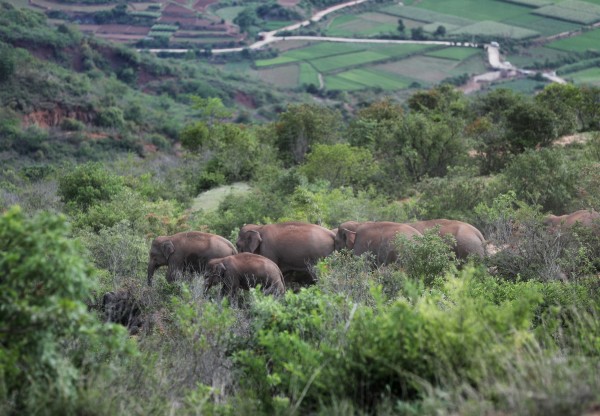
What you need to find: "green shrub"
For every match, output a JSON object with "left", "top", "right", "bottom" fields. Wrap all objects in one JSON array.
[
  {"left": 395, "top": 227, "right": 459, "bottom": 285},
  {"left": 0, "top": 206, "right": 134, "bottom": 414},
  {"left": 58, "top": 162, "right": 124, "bottom": 212}
]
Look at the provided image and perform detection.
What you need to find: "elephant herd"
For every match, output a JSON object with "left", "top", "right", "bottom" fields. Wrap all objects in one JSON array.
[{"left": 146, "top": 209, "right": 599, "bottom": 300}]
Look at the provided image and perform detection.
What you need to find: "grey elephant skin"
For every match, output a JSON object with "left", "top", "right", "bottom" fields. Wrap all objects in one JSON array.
[
  {"left": 544, "top": 209, "right": 600, "bottom": 232},
  {"left": 335, "top": 221, "right": 422, "bottom": 266},
  {"left": 205, "top": 253, "right": 285, "bottom": 299},
  {"left": 409, "top": 219, "right": 486, "bottom": 260},
  {"left": 147, "top": 231, "right": 237, "bottom": 285},
  {"left": 236, "top": 222, "right": 336, "bottom": 285}
]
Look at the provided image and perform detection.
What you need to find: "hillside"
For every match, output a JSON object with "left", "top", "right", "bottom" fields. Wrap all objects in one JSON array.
[{"left": 1, "top": 1, "right": 600, "bottom": 415}]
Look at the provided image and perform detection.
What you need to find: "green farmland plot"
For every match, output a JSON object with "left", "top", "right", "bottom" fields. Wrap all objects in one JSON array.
[
  {"left": 324, "top": 75, "right": 365, "bottom": 91},
  {"left": 505, "top": 14, "right": 580, "bottom": 36},
  {"left": 425, "top": 47, "right": 482, "bottom": 60},
  {"left": 450, "top": 21, "right": 539, "bottom": 39},
  {"left": 299, "top": 63, "right": 320, "bottom": 86},
  {"left": 415, "top": 0, "right": 533, "bottom": 21},
  {"left": 567, "top": 67, "right": 600, "bottom": 85},
  {"left": 547, "top": 28, "right": 600, "bottom": 52},
  {"left": 326, "top": 13, "right": 400, "bottom": 37},
  {"left": 255, "top": 56, "right": 299, "bottom": 67},
  {"left": 335, "top": 68, "right": 415, "bottom": 90},
  {"left": 285, "top": 43, "right": 365, "bottom": 60},
  {"left": 310, "top": 50, "right": 391, "bottom": 72},
  {"left": 215, "top": 6, "right": 246, "bottom": 23},
  {"left": 380, "top": 5, "right": 475, "bottom": 26}
]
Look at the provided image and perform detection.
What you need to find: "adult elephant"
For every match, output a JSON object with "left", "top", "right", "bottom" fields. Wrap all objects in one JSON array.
[
  {"left": 335, "top": 221, "right": 422, "bottom": 266},
  {"left": 409, "top": 219, "right": 486, "bottom": 260},
  {"left": 236, "top": 222, "right": 336, "bottom": 285},
  {"left": 205, "top": 253, "right": 285, "bottom": 299},
  {"left": 147, "top": 231, "right": 237, "bottom": 286},
  {"left": 544, "top": 209, "right": 600, "bottom": 231}
]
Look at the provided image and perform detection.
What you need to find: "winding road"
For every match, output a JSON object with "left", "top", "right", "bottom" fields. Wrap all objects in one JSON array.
[{"left": 144, "top": 0, "right": 567, "bottom": 87}]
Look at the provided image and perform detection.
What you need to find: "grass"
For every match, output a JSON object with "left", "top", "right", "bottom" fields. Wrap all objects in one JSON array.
[
  {"left": 425, "top": 47, "right": 482, "bottom": 60},
  {"left": 567, "top": 67, "right": 600, "bottom": 85},
  {"left": 191, "top": 182, "right": 252, "bottom": 212},
  {"left": 261, "top": 20, "right": 295, "bottom": 31},
  {"left": 547, "top": 28, "right": 600, "bottom": 52},
  {"left": 505, "top": 46, "right": 573, "bottom": 68}
]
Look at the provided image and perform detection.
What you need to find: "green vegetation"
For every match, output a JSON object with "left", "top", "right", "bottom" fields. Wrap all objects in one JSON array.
[{"left": 3, "top": 2, "right": 600, "bottom": 415}]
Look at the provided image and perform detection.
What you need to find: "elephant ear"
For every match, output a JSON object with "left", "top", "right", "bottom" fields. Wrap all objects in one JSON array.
[
  {"left": 248, "top": 230, "right": 262, "bottom": 254},
  {"left": 161, "top": 240, "right": 175, "bottom": 259},
  {"left": 342, "top": 229, "right": 357, "bottom": 249}
]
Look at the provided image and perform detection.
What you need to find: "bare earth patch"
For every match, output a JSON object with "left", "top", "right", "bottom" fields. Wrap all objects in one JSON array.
[{"left": 553, "top": 132, "right": 592, "bottom": 146}]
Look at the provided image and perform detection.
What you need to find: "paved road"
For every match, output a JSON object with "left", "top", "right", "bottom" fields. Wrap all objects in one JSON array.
[{"left": 143, "top": 0, "right": 567, "bottom": 87}]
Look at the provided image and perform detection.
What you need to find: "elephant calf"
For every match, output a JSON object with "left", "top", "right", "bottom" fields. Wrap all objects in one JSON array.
[
  {"left": 147, "top": 231, "right": 237, "bottom": 286},
  {"left": 205, "top": 253, "right": 286, "bottom": 299}
]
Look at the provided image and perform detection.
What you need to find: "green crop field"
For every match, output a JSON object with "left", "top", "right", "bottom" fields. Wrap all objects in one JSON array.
[
  {"left": 488, "top": 78, "right": 547, "bottom": 94},
  {"left": 326, "top": 13, "right": 399, "bottom": 37},
  {"left": 254, "top": 56, "right": 299, "bottom": 67},
  {"left": 375, "top": 55, "right": 478, "bottom": 84},
  {"left": 215, "top": 6, "right": 245, "bottom": 22},
  {"left": 505, "top": 14, "right": 580, "bottom": 36},
  {"left": 262, "top": 21, "right": 294, "bottom": 30},
  {"left": 284, "top": 43, "right": 365, "bottom": 60},
  {"left": 298, "top": 63, "right": 320, "bottom": 86},
  {"left": 310, "top": 50, "right": 390, "bottom": 72},
  {"left": 256, "top": 64, "right": 300, "bottom": 87},
  {"left": 415, "top": 0, "right": 533, "bottom": 21},
  {"left": 567, "top": 67, "right": 600, "bottom": 85},
  {"left": 505, "top": 46, "right": 573, "bottom": 68},
  {"left": 324, "top": 75, "right": 365, "bottom": 90},
  {"left": 450, "top": 21, "right": 539, "bottom": 39},
  {"left": 375, "top": 43, "right": 437, "bottom": 58},
  {"left": 500, "top": 0, "right": 554, "bottom": 6},
  {"left": 547, "top": 28, "right": 600, "bottom": 52},
  {"left": 425, "top": 47, "right": 481, "bottom": 60},
  {"left": 380, "top": 5, "right": 475, "bottom": 26},
  {"left": 335, "top": 68, "right": 414, "bottom": 90}
]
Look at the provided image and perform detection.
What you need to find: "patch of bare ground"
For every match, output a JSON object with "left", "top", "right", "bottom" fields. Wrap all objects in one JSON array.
[
  {"left": 554, "top": 132, "right": 592, "bottom": 146},
  {"left": 234, "top": 91, "right": 257, "bottom": 109}
]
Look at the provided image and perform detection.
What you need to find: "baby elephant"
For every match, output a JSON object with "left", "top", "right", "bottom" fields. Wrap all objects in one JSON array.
[{"left": 205, "top": 253, "right": 286, "bottom": 299}]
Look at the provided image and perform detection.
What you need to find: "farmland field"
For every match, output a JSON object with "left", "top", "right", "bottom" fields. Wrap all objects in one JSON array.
[
  {"left": 505, "top": 14, "right": 580, "bottom": 36},
  {"left": 323, "top": 75, "right": 364, "bottom": 91},
  {"left": 547, "top": 28, "right": 600, "bottom": 52},
  {"left": 415, "top": 0, "right": 533, "bottom": 21},
  {"left": 450, "top": 21, "right": 539, "bottom": 39},
  {"left": 298, "top": 63, "right": 320, "bottom": 86},
  {"left": 256, "top": 64, "right": 300, "bottom": 87},
  {"left": 326, "top": 12, "right": 399, "bottom": 37},
  {"left": 567, "top": 67, "right": 600, "bottom": 85},
  {"left": 505, "top": 46, "right": 573, "bottom": 68},
  {"left": 254, "top": 55, "right": 299, "bottom": 67},
  {"left": 375, "top": 55, "right": 485, "bottom": 84},
  {"left": 214, "top": 6, "right": 245, "bottom": 23},
  {"left": 284, "top": 43, "right": 365, "bottom": 60},
  {"left": 488, "top": 77, "right": 547, "bottom": 93},
  {"left": 334, "top": 68, "right": 415, "bottom": 90},
  {"left": 425, "top": 47, "right": 482, "bottom": 60},
  {"left": 310, "top": 50, "right": 390, "bottom": 72},
  {"left": 380, "top": 5, "right": 475, "bottom": 26}
]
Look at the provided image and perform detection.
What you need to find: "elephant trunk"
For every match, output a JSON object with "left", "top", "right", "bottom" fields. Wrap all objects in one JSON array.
[{"left": 147, "top": 262, "right": 156, "bottom": 286}]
